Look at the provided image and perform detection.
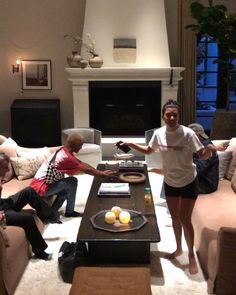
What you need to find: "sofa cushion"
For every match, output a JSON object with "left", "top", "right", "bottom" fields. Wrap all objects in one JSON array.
[
  {"left": 231, "top": 169, "right": 236, "bottom": 193},
  {"left": 218, "top": 150, "right": 233, "bottom": 180},
  {"left": 0, "top": 227, "right": 10, "bottom": 247},
  {"left": 1, "top": 178, "right": 31, "bottom": 198},
  {"left": 226, "top": 138, "right": 236, "bottom": 180},
  {"left": 10, "top": 147, "right": 50, "bottom": 180}
]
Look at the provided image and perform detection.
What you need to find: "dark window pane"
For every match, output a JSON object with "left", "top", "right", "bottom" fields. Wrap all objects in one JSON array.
[
  {"left": 197, "top": 88, "right": 217, "bottom": 101},
  {"left": 207, "top": 43, "right": 218, "bottom": 55},
  {"left": 196, "top": 109, "right": 216, "bottom": 131},
  {"left": 197, "top": 73, "right": 218, "bottom": 87},
  {"left": 229, "top": 89, "right": 236, "bottom": 102},
  {"left": 206, "top": 58, "right": 218, "bottom": 71},
  {"left": 196, "top": 61, "right": 205, "bottom": 71}
]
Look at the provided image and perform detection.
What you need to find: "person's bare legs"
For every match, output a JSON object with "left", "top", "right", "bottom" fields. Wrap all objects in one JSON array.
[
  {"left": 180, "top": 198, "right": 198, "bottom": 274},
  {"left": 165, "top": 196, "right": 183, "bottom": 259}
]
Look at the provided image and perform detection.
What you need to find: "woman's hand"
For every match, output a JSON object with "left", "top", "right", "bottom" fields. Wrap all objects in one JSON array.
[{"left": 148, "top": 168, "right": 164, "bottom": 174}]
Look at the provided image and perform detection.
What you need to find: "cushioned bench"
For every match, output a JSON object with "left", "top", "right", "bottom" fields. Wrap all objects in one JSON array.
[{"left": 69, "top": 267, "right": 152, "bottom": 295}]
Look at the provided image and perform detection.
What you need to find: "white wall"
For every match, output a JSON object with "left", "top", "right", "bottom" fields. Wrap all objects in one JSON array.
[
  {"left": 0, "top": 0, "right": 235, "bottom": 137},
  {"left": 82, "top": 0, "right": 170, "bottom": 68},
  {"left": 0, "top": 0, "right": 85, "bottom": 137}
]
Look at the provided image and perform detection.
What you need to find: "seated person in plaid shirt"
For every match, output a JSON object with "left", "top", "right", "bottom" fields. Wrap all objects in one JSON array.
[{"left": 30, "top": 133, "right": 114, "bottom": 220}]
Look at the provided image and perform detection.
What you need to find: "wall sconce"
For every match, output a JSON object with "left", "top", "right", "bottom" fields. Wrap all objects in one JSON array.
[{"left": 12, "top": 60, "right": 21, "bottom": 74}]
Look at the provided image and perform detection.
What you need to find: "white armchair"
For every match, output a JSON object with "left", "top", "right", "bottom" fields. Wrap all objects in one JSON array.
[{"left": 61, "top": 128, "right": 102, "bottom": 167}]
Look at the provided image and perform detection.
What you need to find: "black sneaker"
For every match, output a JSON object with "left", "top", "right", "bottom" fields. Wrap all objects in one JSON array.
[
  {"left": 34, "top": 251, "right": 53, "bottom": 261},
  {"left": 65, "top": 211, "right": 81, "bottom": 218},
  {"left": 43, "top": 210, "right": 62, "bottom": 224},
  {"left": 44, "top": 218, "right": 63, "bottom": 224}
]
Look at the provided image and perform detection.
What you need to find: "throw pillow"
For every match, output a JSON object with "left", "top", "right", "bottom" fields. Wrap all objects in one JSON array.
[
  {"left": 231, "top": 169, "right": 236, "bottom": 193},
  {"left": 10, "top": 148, "right": 50, "bottom": 180},
  {"left": 217, "top": 150, "right": 233, "bottom": 180},
  {"left": 225, "top": 138, "right": 236, "bottom": 180}
]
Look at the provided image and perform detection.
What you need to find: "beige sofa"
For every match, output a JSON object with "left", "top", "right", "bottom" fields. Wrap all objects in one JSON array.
[
  {"left": 0, "top": 135, "right": 59, "bottom": 295},
  {"left": 0, "top": 131, "right": 102, "bottom": 295},
  {"left": 192, "top": 138, "right": 236, "bottom": 295}
]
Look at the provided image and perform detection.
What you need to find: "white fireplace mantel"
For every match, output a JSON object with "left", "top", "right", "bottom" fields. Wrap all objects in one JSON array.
[{"left": 66, "top": 67, "right": 185, "bottom": 127}]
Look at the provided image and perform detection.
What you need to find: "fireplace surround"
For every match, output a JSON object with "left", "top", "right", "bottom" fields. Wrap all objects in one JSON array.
[
  {"left": 66, "top": 67, "right": 185, "bottom": 133},
  {"left": 66, "top": 0, "right": 185, "bottom": 136}
]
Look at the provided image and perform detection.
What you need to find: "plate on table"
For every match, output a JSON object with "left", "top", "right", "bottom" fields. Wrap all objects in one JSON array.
[
  {"left": 90, "top": 209, "right": 147, "bottom": 232},
  {"left": 119, "top": 172, "right": 146, "bottom": 183}
]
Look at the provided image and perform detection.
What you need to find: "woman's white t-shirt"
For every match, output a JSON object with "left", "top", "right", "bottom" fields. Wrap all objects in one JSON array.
[{"left": 149, "top": 125, "right": 203, "bottom": 187}]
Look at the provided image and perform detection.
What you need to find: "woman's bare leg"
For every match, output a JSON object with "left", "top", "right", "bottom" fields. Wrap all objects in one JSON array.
[
  {"left": 165, "top": 196, "right": 183, "bottom": 258},
  {"left": 180, "top": 198, "right": 198, "bottom": 274}
]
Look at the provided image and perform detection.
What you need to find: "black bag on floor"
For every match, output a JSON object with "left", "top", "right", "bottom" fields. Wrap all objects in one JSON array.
[{"left": 58, "top": 241, "right": 89, "bottom": 283}]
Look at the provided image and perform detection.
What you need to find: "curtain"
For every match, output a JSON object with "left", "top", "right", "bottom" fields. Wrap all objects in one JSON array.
[{"left": 177, "top": 0, "right": 197, "bottom": 125}]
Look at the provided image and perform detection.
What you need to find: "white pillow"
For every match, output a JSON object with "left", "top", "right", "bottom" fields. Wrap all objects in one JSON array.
[
  {"left": 217, "top": 150, "right": 233, "bottom": 180},
  {"left": 16, "top": 146, "right": 49, "bottom": 157}
]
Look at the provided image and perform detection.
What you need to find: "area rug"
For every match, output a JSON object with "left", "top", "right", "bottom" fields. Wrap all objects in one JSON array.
[{"left": 14, "top": 174, "right": 209, "bottom": 295}]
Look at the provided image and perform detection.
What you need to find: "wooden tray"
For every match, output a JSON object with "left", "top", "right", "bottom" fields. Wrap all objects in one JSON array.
[{"left": 119, "top": 172, "right": 146, "bottom": 183}]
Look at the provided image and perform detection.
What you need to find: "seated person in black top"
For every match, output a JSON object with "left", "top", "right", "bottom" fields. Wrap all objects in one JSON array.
[
  {"left": 0, "top": 152, "right": 57, "bottom": 260},
  {"left": 188, "top": 123, "right": 228, "bottom": 194}
]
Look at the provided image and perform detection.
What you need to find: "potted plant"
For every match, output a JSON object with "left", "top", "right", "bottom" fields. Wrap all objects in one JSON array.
[{"left": 186, "top": 0, "right": 236, "bottom": 110}]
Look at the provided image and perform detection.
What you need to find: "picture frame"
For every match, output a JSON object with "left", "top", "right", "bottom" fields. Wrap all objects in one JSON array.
[{"left": 22, "top": 60, "right": 52, "bottom": 90}]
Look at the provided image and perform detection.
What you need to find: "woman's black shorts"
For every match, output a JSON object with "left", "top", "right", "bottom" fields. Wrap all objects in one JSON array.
[{"left": 164, "top": 178, "right": 198, "bottom": 200}]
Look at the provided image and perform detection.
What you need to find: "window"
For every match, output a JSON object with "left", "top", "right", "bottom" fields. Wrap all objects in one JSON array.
[
  {"left": 228, "top": 59, "right": 236, "bottom": 110},
  {"left": 196, "top": 37, "right": 236, "bottom": 133}
]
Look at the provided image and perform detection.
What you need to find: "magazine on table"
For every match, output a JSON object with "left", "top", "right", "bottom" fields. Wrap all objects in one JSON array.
[{"left": 98, "top": 182, "right": 130, "bottom": 196}]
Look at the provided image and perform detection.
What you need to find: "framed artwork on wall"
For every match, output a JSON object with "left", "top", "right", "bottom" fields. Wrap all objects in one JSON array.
[{"left": 22, "top": 60, "right": 52, "bottom": 90}]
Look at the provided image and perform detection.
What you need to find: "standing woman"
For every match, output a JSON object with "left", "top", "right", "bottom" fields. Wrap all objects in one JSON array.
[{"left": 121, "top": 99, "right": 215, "bottom": 274}]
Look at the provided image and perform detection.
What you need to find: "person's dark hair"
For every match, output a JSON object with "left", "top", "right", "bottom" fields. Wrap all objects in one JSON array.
[{"left": 162, "top": 99, "right": 180, "bottom": 116}]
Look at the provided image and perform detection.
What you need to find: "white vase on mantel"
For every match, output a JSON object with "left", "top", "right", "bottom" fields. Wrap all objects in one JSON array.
[
  {"left": 67, "top": 51, "right": 82, "bottom": 68},
  {"left": 89, "top": 55, "right": 103, "bottom": 68}
]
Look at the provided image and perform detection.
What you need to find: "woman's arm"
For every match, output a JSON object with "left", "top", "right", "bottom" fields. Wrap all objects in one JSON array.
[
  {"left": 198, "top": 143, "right": 228, "bottom": 160},
  {"left": 122, "top": 142, "right": 154, "bottom": 154}
]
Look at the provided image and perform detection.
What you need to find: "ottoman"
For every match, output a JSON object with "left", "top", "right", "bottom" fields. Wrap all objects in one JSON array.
[{"left": 69, "top": 266, "right": 152, "bottom": 295}]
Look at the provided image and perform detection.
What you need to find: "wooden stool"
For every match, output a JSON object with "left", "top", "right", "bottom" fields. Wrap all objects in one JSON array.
[{"left": 69, "top": 266, "right": 152, "bottom": 295}]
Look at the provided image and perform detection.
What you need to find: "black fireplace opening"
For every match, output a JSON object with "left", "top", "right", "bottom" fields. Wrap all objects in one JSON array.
[{"left": 89, "top": 81, "right": 161, "bottom": 136}]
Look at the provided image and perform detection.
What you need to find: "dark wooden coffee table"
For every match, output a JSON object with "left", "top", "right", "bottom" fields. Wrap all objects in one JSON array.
[{"left": 76, "top": 163, "right": 160, "bottom": 264}]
